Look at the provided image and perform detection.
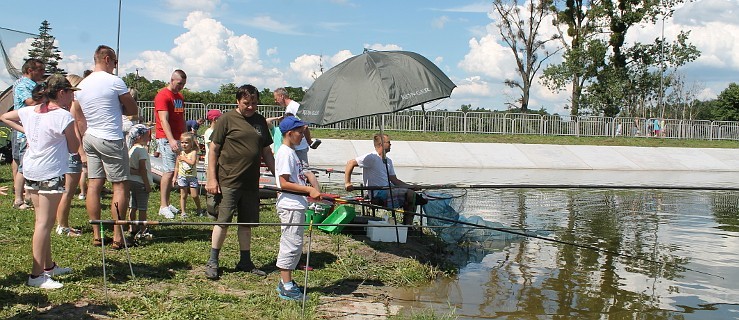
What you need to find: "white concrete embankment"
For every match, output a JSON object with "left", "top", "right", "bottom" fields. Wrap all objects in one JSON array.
[{"left": 309, "top": 139, "right": 739, "bottom": 172}]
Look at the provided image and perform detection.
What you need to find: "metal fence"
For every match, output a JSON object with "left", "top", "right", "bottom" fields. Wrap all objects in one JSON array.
[{"left": 138, "top": 102, "right": 739, "bottom": 141}]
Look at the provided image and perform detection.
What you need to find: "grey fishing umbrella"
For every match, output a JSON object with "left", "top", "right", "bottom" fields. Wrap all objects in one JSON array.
[{"left": 299, "top": 50, "right": 456, "bottom": 125}]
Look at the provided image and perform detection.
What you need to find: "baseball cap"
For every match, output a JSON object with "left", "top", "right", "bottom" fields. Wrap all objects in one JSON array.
[
  {"left": 279, "top": 116, "right": 307, "bottom": 133},
  {"left": 46, "top": 74, "right": 80, "bottom": 92},
  {"left": 206, "top": 109, "right": 222, "bottom": 121}
]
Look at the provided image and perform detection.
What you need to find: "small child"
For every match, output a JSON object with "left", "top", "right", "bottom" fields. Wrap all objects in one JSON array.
[
  {"left": 274, "top": 116, "right": 321, "bottom": 301},
  {"left": 127, "top": 124, "right": 153, "bottom": 240},
  {"left": 173, "top": 132, "right": 203, "bottom": 218},
  {"left": 203, "top": 109, "right": 222, "bottom": 176}
]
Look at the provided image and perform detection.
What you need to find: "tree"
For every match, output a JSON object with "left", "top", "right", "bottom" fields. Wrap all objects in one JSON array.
[
  {"left": 27, "top": 20, "right": 65, "bottom": 75},
  {"left": 493, "top": 0, "right": 560, "bottom": 112},
  {"left": 712, "top": 83, "right": 739, "bottom": 121},
  {"left": 542, "top": 0, "right": 603, "bottom": 115},
  {"left": 545, "top": 0, "right": 698, "bottom": 117}
]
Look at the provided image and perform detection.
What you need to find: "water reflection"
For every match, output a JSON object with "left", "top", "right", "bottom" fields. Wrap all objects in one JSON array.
[{"left": 390, "top": 188, "right": 739, "bottom": 319}]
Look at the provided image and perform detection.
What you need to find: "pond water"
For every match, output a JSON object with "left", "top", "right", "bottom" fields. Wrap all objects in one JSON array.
[{"left": 320, "top": 167, "right": 739, "bottom": 319}]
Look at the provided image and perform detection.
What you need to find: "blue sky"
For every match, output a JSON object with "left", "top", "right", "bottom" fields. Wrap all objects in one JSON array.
[{"left": 1, "top": 0, "right": 737, "bottom": 115}]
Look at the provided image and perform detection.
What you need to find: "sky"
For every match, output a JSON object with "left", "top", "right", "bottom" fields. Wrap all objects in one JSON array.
[{"left": 1, "top": 0, "right": 738, "bottom": 115}]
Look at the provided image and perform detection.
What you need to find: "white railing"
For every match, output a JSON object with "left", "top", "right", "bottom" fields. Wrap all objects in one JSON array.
[{"left": 136, "top": 102, "right": 739, "bottom": 141}]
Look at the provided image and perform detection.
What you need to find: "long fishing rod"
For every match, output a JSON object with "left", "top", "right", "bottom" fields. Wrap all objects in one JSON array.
[
  {"left": 306, "top": 167, "right": 362, "bottom": 176},
  {"left": 352, "top": 184, "right": 739, "bottom": 192},
  {"left": 324, "top": 193, "right": 724, "bottom": 279}
]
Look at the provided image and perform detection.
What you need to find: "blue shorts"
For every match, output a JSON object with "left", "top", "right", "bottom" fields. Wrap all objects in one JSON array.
[
  {"left": 156, "top": 138, "right": 179, "bottom": 173},
  {"left": 372, "top": 189, "right": 408, "bottom": 209},
  {"left": 177, "top": 176, "right": 199, "bottom": 188},
  {"left": 67, "top": 154, "right": 83, "bottom": 174},
  {"left": 12, "top": 133, "right": 27, "bottom": 173}
]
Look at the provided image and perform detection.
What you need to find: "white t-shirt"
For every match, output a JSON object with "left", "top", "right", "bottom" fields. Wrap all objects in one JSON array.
[
  {"left": 355, "top": 151, "right": 396, "bottom": 187},
  {"left": 203, "top": 127, "right": 213, "bottom": 167},
  {"left": 275, "top": 145, "right": 309, "bottom": 210},
  {"left": 285, "top": 100, "right": 309, "bottom": 150},
  {"left": 18, "top": 106, "right": 74, "bottom": 181},
  {"left": 75, "top": 71, "right": 129, "bottom": 140},
  {"left": 128, "top": 145, "right": 152, "bottom": 184}
]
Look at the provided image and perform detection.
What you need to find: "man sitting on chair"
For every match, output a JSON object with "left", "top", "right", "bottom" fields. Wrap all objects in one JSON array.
[{"left": 344, "top": 133, "right": 425, "bottom": 225}]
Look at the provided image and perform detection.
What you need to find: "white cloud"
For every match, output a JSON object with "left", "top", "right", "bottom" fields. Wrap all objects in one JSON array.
[
  {"left": 118, "top": 11, "right": 281, "bottom": 92},
  {"left": 434, "top": 56, "right": 444, "bottom": 65},
  {"left": 432, "top": 16, "right": 450, "bottom": 29},
  {"left": 435, "top": 2, "right": 491, "bottom": 13},
  {"left": 458, "top": 29, "right": 516, "bottom": 81},
  {"left": 240, "top": 16, "right": 306, "bottom": 36},
  {"left": 288, "top": 50, "right": 357, "bottom": 87},
  {"left": 364, "top": 43, "right": 403, "bottom": 51},
  {"left": 165, "top": 0, "right": 221, "bottom": 12},
  {"left": 266, "top": 47, "right": 278, "bottom": 56}
]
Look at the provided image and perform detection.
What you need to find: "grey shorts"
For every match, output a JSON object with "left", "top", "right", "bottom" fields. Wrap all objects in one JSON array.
[
  {"left": 157, "top": 138, "right": 179, "bottom": 173},
  {"left": 83, "top": 135, "right": 130, "bottom": 182},
  {"left": 25, "top": 175, "right": 66, "bottom": 194},
  {"left": 213, "top": 186, "right": 260, "bottom": 224},
  {"left": 67, "top": 153, "right": 83, "bottom": 174},
  {"left": 129, "top": 180, "right": 149, "bottom": 211}
]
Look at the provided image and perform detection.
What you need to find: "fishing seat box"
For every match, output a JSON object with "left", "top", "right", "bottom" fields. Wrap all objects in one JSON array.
[
  {"left": 317, "top": 205, "right": 356, "bottom": 234},
  {"left": 305, "top": 202, "right": 333, "bottom": 230},
  {"left": 366, "top": 220, "right": 407, "bottom": 243}
]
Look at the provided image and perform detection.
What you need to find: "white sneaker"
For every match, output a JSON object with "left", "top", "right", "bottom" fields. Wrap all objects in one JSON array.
[
  {"left": 167, "top": 205, "right": 180, "bottom": 214},
  {"left": 78, "top": 193, "right": 86, "bottom": 200},
  {"left": 180, "top": 212, "right": 188, "bottom": 219},
  {"left": 44, "top": 263, "right": 72, "bottom": 276},
  {"left": 159, "top": 207, "right": 175, "bottom": 219},
  {"left": 27, "top": 274, "right": 63, "bottom": 289}
]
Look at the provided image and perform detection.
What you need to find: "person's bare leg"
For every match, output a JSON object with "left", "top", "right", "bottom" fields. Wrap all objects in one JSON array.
[
  {"left": 403, "top": 190, "right": 416, "bottom": 225},
  {"left": 31, "top": 191, "right": 61, "bottom": 275},
  {"left": 180, "top": 188, "right": 187, "bottom": 215},
  {"left": 78, "top": 168, "right": 87, "bottom": 198},
  {"left": 211, "top": 225, "right": 228, "bottom": 249},
  {"left": 56, "top": 172, "right": 81, "bottom": 229},
  {"left": 191, "top": 188, "right": 202, "bottom": 210},
  {"left": 87, "top": 178, "right": 105, "bottom": 241},
  {"left": 160, "top": 171, "right": 174, "bottom": 210},
  {"left": 110, "top": 181, "right": 129, "bottom": 243}
]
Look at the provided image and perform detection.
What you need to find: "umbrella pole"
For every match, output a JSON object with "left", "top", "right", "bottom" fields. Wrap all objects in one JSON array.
[{"left": 377, "top": 119, "right": 402, "bottom": 245}]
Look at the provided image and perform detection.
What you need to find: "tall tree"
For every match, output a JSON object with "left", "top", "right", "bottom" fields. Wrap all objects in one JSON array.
[
  {"left": 542, "top": 0, "right": 603, "bottom": 115},
  {"left": 545, "top": 0, "right": 697, "bottom": 117},
  {"left": 493, "top": 0, "right": 560, "bottom": 112},
  {"left": 27, "top": 20, "right": 65, "bottom": 75}
]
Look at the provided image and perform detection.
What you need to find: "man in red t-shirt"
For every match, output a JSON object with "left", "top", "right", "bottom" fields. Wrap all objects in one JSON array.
[{"left": 154, "top": 69, "right": 187, "bottom": 219}]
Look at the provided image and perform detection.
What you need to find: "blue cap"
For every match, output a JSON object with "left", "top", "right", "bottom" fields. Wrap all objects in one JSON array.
[{"left": 279, "top": 116, "right": 307, "bottom": 133}]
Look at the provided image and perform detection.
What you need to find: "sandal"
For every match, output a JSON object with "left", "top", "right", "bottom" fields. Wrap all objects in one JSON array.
[
  {"left": 92, "top": 237, "right": 111, "bottom": 247},
  {"left": 111, "top": 241, "right": 126, "bottom": 250},
  {"left": 12, "top": 201, "right": 30, "bottom": 210}
]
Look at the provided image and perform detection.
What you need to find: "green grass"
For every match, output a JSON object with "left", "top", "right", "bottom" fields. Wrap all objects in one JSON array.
[
  {"left": 0, "top": 163, "right": 453, "bottom": 319},
  {"left": 312, "top": 129, "right": 739, "bottom": 149}
]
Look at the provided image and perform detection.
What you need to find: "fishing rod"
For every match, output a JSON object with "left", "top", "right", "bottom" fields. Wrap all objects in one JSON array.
[
  {"left": 351, "top": 184, "right": 739, "bottom": 192},
  {"left": 322, "top": 192, "right": 724, "bottom": 279},
  {"left": 306, "top": 167, "right": 362, "bottom": 176}
]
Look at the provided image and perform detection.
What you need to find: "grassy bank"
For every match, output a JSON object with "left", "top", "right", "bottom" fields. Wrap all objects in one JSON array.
[
  {"left": 311, "top": 129, "right": 739, "bottom": 149},
  {"left": 0, "top": 163, "right": 454, "bottom": 319}
]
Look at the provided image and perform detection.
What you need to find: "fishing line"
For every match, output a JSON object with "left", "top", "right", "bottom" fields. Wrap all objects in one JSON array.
[{"left": 352, "top": 184, "right": 739, "bottom": 192}]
